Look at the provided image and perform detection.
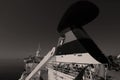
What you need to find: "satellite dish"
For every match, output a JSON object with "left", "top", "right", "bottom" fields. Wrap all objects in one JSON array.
[{"left": 57, "top": 1, "right": 99, "bottom": 33}]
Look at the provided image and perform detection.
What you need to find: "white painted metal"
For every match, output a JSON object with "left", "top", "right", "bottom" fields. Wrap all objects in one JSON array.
[
  {"left": 48, "top": 68, "right": 74, "bottom": 80},
  {"left": 25, "top": 47, "right": 56, "bottom": 80},
  {"left": 55, "top": 53, "right": 101, "bottom": 64}
]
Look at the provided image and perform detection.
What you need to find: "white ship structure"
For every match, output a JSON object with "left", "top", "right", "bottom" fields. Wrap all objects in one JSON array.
[{"left": 19, "top": 1, "right": 109, "bottom": 80}]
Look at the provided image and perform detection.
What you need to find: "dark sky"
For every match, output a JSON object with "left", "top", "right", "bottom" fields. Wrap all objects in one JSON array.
[{"left": 0, "top": 0, "right": 120, "bottom": 80}]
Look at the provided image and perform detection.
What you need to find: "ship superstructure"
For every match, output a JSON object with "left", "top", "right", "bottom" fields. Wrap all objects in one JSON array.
[
  {"left": 19, "top": 1, "right": 109, "bottom": 80},
  {"left": 19, "top": 45, "right": 43, "bottom": 80}
]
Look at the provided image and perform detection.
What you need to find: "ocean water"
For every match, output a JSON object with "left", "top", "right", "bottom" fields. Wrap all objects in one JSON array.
[{"left": 0, "top": 59, "right": 24, "bottom": 80}]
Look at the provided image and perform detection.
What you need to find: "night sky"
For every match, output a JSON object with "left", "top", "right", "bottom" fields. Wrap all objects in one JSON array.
[{"left": 0, "top": 0, "right": 120, "bottom": 80}]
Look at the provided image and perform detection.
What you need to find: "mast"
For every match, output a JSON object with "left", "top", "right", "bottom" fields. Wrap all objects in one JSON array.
[{"left": 36, "top": 43, "right": 41, "bottom": 57}]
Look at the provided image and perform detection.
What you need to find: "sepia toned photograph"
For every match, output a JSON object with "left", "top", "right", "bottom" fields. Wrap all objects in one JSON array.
[{"left": 0, "top": 0, "right": 120, "bottom": 80}]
